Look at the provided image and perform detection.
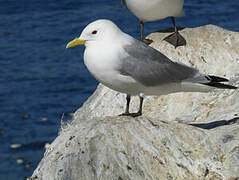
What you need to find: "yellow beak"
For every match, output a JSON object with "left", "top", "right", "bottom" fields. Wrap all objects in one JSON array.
[{"left": 66, "top": 38, "right": 86, "bottom": 48}]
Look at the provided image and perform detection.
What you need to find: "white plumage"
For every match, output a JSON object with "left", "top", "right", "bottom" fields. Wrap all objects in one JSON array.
[
  {"left": 122, "top": 0, "right": 186, "bottom": 47},
  {"left": 66, "top": 20, "right": 236, "bottom": 116},
  {"left": 124, "top": 0, "right": 184, "bottom": 22}
]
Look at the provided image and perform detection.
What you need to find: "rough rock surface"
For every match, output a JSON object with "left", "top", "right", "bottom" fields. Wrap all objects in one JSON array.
[{"left": 30, "top": 25, "right": 239, "bottom": 180}]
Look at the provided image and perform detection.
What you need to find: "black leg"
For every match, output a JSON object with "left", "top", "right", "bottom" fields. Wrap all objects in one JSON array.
[
  {"left": 170, "top": 17, "right": 177, "bottom": 32},
  {"left": 121, "top": 0, "right": 126, "bottom": 6},
  {"left": 137, "top": 96, "right": 144, "bottom": 115},
  {"left": 119, "top": 94, "right": 131, "bottom": 116},
  {"left": 140, "top": 21, "right": 153, "bottom": 45},
  {"left": 140, "top": 21, "right": 144, "bottom": 40},
  {"left": 128, "top": 96, "right": 144, "bottom": 117},
  {"left": 119, "top": 95, "right": 144, "bottom": 117},
  {"left": 125, "top": 94, "right": 131, "bottom": 114},
  {"left": 163, "top": 17, "right": 186, "bottom": 48}
]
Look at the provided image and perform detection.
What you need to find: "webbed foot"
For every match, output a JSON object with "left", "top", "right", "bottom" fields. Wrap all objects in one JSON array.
[
  {"left": 119, "top": 112, "right": 142, "bottom": 117},
  {"left": 142, "top": 38, "right": 153, "bottom": 45},
  {"left": 163, "top": 31, "right": 186, "bottom": 48}
]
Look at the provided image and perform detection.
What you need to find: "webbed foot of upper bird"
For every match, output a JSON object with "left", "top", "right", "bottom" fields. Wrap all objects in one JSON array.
[
  {"left": 119, "top": 112, "right": 142, "bottom": 117},
  {"left": 163, "top": 31, "right": 186, "bottom": 48},
  {"left": 142, "top": 38, "right": 153, "bottom": 45}
]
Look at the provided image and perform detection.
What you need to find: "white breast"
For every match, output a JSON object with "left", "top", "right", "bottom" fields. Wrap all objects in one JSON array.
[
  {"left": 125, "top": 0, "right": 184, "bottom": 22},
  {"left": 83, "top": 41, "right": 140, "bottom": 95}
]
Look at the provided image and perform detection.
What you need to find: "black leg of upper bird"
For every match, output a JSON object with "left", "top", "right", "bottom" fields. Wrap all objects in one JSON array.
[
  {"left": 140, "top": 21, "right": 153, "bottom": 45},
  {"left": 121, "top": 0, "right": 126, "bottom": 6},
  {"left": 171, "top": 17, "right": 176, "bottom": 30},
  {"left": 163, "top": 17, "right": 186, "bottom": 48}
]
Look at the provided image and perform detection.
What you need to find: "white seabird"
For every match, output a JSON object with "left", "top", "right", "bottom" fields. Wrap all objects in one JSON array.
[
  {"left": 66, "top": 19, "right": 237, "bottom": 117},
  {"left": 122, "top": 0, "right": 186, "bottom": 47}
]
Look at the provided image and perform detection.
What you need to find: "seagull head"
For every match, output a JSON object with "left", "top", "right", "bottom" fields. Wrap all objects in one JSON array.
[{"left": 66, "top": 19, "right": 122, "bottom": 48}]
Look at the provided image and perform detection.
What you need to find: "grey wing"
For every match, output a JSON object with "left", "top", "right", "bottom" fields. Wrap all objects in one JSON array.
[{"left": 118, "top": 40, "right": 207, "bottom": 86}]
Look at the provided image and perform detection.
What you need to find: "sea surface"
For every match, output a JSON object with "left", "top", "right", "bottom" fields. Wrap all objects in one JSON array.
[{"left": 0, "top": 0, "right": 238, "bottom": 179}]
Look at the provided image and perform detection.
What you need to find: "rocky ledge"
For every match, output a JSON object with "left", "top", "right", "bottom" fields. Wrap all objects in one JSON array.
[{"left": 30, "top": 25, "right": 239, "bottom": 180}]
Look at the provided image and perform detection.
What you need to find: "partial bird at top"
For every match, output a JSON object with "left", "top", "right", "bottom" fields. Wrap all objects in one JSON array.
[
  {"left": 66, "top": 19, "right": 236, "bottom": 117},
  {"left": 122, "top": 0, "right": 186, "bottom": 48}
]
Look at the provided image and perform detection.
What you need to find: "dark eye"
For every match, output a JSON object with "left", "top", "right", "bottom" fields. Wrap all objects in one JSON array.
[{"left": 92, "top": 30, "right": 97, "bottom": 34}]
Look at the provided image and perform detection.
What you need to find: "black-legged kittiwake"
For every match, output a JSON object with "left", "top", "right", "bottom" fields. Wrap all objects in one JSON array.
[
  {"left": 66, "top": 19, "right": 237, "bottom": 117},
  {"left": 122, "top": 0, "right": 186, "bottom": 48}
]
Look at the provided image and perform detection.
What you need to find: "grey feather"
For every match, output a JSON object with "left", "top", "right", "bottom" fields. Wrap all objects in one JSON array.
[{"left": 118, "top": 40, "right": 209, "bottom": 86}]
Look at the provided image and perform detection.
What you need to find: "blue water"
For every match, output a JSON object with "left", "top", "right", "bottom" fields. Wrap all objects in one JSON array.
[{"left": 0, "top": 0, "right": 238, "bottom": 179}]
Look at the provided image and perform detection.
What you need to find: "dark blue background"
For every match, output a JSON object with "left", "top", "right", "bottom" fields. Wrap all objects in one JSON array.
[{"left": 0, "top": 0, "right": 238, "bottom": 179}]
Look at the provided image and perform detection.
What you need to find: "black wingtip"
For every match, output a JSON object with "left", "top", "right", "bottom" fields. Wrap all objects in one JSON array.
[
  {"left": 203, "top": 75, "right": 237, "bottom": 89},
  {"left": 206, "top": 75, "right": 229, "bottom": 82},
  {"left": 206, "top": 83, "right": 237, "bottom": 89}
]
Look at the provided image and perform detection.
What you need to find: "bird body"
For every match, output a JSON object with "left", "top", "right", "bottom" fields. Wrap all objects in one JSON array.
[
  {"left": 122, "top": 0, "right": 186, "bottom": 47},
  {"left": 66, "top": 20, "right": 236, "bottom": 116},
  {"left": 124, "top": 0, "right": 184, "bottom": 22},
  {"left": 79, "top": 20, "right": 225, "bottom": 95},
  {"left": 84, "top": 37, "right": 210, "bottom": 96}
]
